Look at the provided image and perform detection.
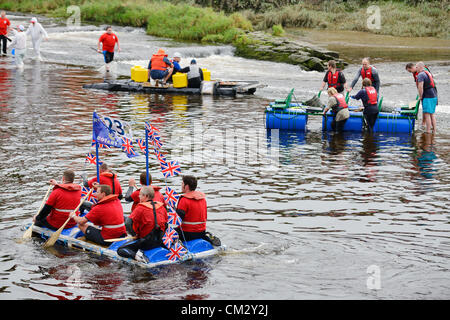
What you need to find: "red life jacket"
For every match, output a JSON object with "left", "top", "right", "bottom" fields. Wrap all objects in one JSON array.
[
  {"left": 361, "top": 66, "right": 374, "bottom": 81},
  {"left": 85, "top": 194, "right": 126, "bottom": 239},
  {"left": 130, "top": 201, "right": 167, "bottom": 238},
  {"left": 413, "top": 66, "right": 431, "bottom": 87},
  {"left": 88, "top": 172, "right": 122, "bottom": 196},
  {"left": 178, "top": 191, "right": 207, "bottom": 233},
  {"left": 327, "top": 70, "right": 340, "bottom": 88},
  {"left": 332, "top": 93, "right": 348, "bottom": 112},
  {"left": 130, "top": 185, "right": 165, "bottom": 212},
  {"left": 45, "top": 184, "right": 82, "bottom": 229},
  {"left": 365, "top": 86, "right": 378, "bottom": 105},
  {"left": 422, "top": 70, "right": 436, "bottom": 90},
  {"left": 150, "top": 49, "right": 169, "bottom": 71}
]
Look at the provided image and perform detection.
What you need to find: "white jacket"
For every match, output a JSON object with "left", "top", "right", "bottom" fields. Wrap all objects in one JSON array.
[
  {"left": 10, "top": 31, "right": 27, "bottom": 50},
  {"left": 26, "top": 22, "right": 48, "bottom": 41}
]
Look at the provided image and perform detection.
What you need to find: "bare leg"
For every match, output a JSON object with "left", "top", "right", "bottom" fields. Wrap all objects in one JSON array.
[
  {"left": 431, "top": 114, "right": 436, "bottom": 132},
  {"left": 423, "top": 113, "right": 432, "bottom": 133},
  {"left": 163, "top": 67, "right": 173, "bottom": 83}
]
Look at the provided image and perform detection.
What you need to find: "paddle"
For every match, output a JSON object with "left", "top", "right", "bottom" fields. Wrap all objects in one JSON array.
[
  {"left": 43, "top": 188, "right": 94, "bottom": 248},
  {"left": 104, "top": 236, "right": 136, "bottom": 242},
  {"left": 22, "top": 184, "right": 53, "bottom": 240}
]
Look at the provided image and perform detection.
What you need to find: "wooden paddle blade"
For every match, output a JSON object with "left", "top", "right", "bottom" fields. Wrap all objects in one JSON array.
[
  {"left": 22, "top": 223, "right": 34, "bottom": 240},
  {"left": 104, "top": 236, "right": 136, "bottom": 242}
]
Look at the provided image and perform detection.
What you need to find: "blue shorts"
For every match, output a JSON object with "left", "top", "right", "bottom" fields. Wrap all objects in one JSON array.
[
  {"left": 150, "top": 69, "right": 168, "bottom": 80},
  {"left": 422, "top": 97, "right": 437, "bottom": 114}
]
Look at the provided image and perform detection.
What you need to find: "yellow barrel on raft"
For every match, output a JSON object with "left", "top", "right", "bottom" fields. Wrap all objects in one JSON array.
[
  {"left": 202, "top": 68, "right": 211, "bottom": 81},
  {"left": 173, "top": 72, "right": 188, "bottom": 88},
  {"left": 131, "top": 66, "right": 148, "bottom": 83}
]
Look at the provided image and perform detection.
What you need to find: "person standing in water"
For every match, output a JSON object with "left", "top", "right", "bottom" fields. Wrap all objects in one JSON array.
[
  {"left": 348, "top": 57, "right": 380, "bottom": 94},
  {"left": 97, "top": 26, "right": 120, "bottom": 73},
  {"left": 416, "top": 61, "right": 438, "bottom": 134},
  {"left": 0, "top": 11, "right": 11, "bottom": 56},
  {"left": 9, "top": 25, "right": 27, "bottom": 69},
  {"left": 26, "top": 17, "right": 49, "bottom": 61}
]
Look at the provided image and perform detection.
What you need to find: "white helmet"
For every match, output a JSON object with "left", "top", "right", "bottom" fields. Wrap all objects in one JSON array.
[{"left": 173, "top": 52, "right": 182, "bottom": 58}]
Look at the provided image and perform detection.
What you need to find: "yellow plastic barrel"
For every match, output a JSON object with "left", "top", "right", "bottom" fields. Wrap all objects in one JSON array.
[
  {"left": 202, "top": 68, "right": 211, "bottom": 81},
  {"left": 173, "top": 72, "right": 188, "bottom": 88},
  {"left": 131, "top": 66, "right": 148, "bottom": 82}
]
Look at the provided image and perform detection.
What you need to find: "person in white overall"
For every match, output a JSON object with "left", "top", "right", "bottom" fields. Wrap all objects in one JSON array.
[
  {"left": 26, "top": 17, "right": 48, "bottom": 61},
  {"left": 9, "top": 25, "right": 27, "bottom": 69}
]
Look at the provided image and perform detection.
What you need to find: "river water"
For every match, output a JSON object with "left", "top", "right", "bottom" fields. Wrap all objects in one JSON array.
[{"left": 0, "top": 14, "right": 449, "bottom": 300}]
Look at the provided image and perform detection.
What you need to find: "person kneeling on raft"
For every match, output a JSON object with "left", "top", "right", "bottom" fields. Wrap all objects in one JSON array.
[
  {"left": 180, "top": 59, "right": 204, "bottom": 89},
  {"left": 72, "top": 184, "right": 127, "bottom": 246},
  {"left": 351, "top": 78, "right": 379, "bottom": 132},
  {"left": 118, "top": 186, "right": 168, "bottom": 263},
  {"left": 322, "top": 87, "right": 350, "bottom": 133}
]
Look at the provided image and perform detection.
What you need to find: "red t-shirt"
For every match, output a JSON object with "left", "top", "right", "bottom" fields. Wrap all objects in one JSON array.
[
  {"left": 45, "top": 184, "right": 82, "bottom": 229},
  {"left": 99, "top": 32, "right": 118, "bottom": 53},
  {"left": 0, "top": 17, "right": 10, "bottom": 36},
  {"left": 88, "top": 172, "right": 122, "bottom": 196},
  {"left": 85, "top": 194, "right": 126, "bottom": 239},
  {"left": 130, "top": 186, "right": 165, "bottom": 212},
  {"left": 130, "top": 202, "right": 167, "bottom": 238}
]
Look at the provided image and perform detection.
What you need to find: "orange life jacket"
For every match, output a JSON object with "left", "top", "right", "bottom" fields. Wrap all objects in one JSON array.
[{"left": 150, "top": 49, "right": 169, "bottom": 71}]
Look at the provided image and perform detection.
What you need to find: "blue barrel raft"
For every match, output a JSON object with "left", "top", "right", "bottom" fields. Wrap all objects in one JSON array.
[
  {"left": 265, "top": 106, "right": 308, "bottom": 131},
  {"left": 373, "top": 112, "right": 415, "bottom": 133}
]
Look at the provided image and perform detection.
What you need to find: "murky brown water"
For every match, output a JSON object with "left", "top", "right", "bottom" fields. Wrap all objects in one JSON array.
[{"left": 0, "top": 14, "right": 449, "bottom": 300}]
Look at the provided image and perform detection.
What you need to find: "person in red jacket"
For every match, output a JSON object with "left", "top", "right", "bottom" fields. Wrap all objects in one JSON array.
[
  {"left": 33, "top": 170, "right": 82, "bottom": 230},
  {"left": 118, "top": 186, "right": 168, "bottom": 263},
  {"left": 83, "top": 163, "right": 123, "bottom": 199},
  {"left": 0, "top": 11, "right": 11, "bottom": 56},
  {"left": 176, "top": 175, "right": 208, "bottom": 242},
  {"left": 97, "top": 26, "right": 120, "bottom": 73},
  {"left": 72, "top": 184, "right": 126, "bottom": 246},
  {"left": 124, "top": 172, "right": 165, "bottom": 212}
]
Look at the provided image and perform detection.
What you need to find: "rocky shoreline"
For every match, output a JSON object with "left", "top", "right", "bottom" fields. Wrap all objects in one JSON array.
[{"left": 234, "top": 31, "right": 347, "bottom": 72}]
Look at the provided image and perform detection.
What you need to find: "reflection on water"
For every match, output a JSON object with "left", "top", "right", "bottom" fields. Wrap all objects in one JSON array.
[{"left": 416, "top": 132, "right": 438, "bottom": 179}]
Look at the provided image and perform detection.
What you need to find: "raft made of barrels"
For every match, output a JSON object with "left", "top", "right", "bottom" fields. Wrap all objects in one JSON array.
[
  {"left": 83, "top": 79, "right": 265, "bottom": 97},
  {"left": 29, "top": 224, "right": 226, "bottom": 269}
]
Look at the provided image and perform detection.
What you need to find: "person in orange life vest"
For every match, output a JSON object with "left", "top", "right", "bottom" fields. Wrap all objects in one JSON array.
[
  {"left": 0, "top": 11, "right": 11, "bottom": 56},
  {"left": 323, "top": 87, "right": 350, "bottom": 133},
  {"left": 319, "top": 60, "right": 348, "bottom": 94},
  {"left": 416, "top": 61, "right": 438, "bottom": 134},
  {"left": 33, "top": 170, "right": 82, "bottom": 230},
  {"left": 72, "top": 184, "right": 127, "bottom": 246},
  {"left": 83, "top": 163, "right": 123, "bottom": 199},
  {"left": 147, "top": 48, "right": 173, "bottom": 85},
  {"left": 348, "top": 57, "right": 380, "bottom": 94},
  {"left": 125, "top": 172, "right": 166, "bottom": 213},
  {"left": 118, "top": 186, "right": 168, "bottom": 263},
  {"left": 97, "top": 26, "right": 120, "bottom": 73},
  {"left": 351, "top": 78, "right": 379, "bottom": 132},
  {"left": 175, "top": 175, "right": 208, "bottom": 242}
]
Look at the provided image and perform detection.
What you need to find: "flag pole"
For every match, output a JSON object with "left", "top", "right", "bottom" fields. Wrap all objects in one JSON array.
[
  {"left": 95, "top": 140, "right": 100, "bottom": 183},
  {"left": 145, "top": 127, "right": 149, "bottom": 185}
]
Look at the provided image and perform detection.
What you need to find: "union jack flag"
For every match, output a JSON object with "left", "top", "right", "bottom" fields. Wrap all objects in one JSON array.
[
  {"left": 166, "top": 241, "right": 187, "bottom": 262},
  {"left": 162, "top": 227, "right": 179, "bottom": 249},
  {"left": 167, "top": 209, "right": 182, "bottom": 227},
  {"left": 164, "top": 187, "right": 180, "bottom": 209},
  {"left": 81, "top": 186, "right": 97, "bottom": 204},
  {"left": 153, "top": 148, "right": 167, "bottom": 166},
  {"left": 149, "top": 133, "right": 163, "bottom": 149},
  {"left": 91, "top": 139, "right": 110, "bottom": 149},
  {"left": 145, "top": 121, "right": 160, "bottom": 137},
  {"left": 160, "top": 160, "right": 181, "bottom": 178},
  {"left": 85, "top": 153, "right": 103, "bottom": 166},
  {"left": 121, "top": 136, "right": 138, "bottom": 157},
  {"left": 135, "top": 138, "right": 147, "bottom": 152}
]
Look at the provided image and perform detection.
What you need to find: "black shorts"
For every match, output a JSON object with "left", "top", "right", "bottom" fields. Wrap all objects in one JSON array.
[
  {"left": 103, "top": 51, "right": 114, "bottom": 64},
  {"left": 85, "top": 226, "right": 109, "bottom": 246}
]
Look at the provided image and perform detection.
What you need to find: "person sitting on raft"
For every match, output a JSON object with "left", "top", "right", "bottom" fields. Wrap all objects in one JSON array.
[
  {"left": 348, "top": 57, "right": 380, "bottom": 94},
  {"left": 166, "top": 52, "right": 182, "bottom": 83},
  {"left": 118, "top": 186, "right": 168, "bottom": 263},
  {"left": 33, "top": 170, "right": 82, "bottom": 230},
  {"left": 82, "top": 163, "right": 123, "bottom": 200},
  {"left": 351, "top": 78, "right": 379, "bottom": 132},
  {"left": 180, "top": 59, "right": 204, "bottom": 89},
  {"left": 319, "top": 60, "right": 348, "bottom": 94},
  {"left": 72, "top": 184, "right": 127, "bottom": 246},
  {"left": 125, "top": 172, "right": 165, "bottom": 212},
  {"left": 322, "top": 87, "right": 350, "bottom": 133},
  {"left": 148, "top": 48, "right": 173, "bottom": 86}
]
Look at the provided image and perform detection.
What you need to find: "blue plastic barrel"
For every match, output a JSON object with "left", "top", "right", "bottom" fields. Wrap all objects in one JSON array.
[
  {"left": 265, "top": 108, "right": 308, "bottom": 131},
  {"left": 373, "top": 113, "right": 415, "bottom": 133},
  {"left": 322, "top": 111, "right": 363, "bottom": 132}
]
